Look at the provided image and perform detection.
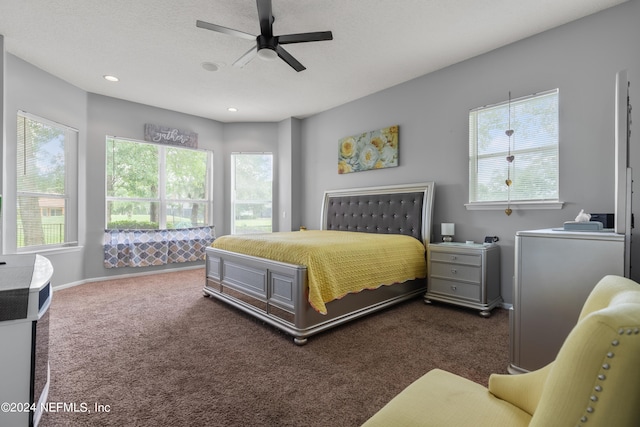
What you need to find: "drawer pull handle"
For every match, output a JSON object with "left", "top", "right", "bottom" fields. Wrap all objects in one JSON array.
[
  {"left": 451, "top": 269, "right": 457, "bottom": 274},
  {"left": 451, "top": 255, "right": 457, "bottom": 260},
  {"left": 451, "top": 285, "right": 457, "bottom": 291}
]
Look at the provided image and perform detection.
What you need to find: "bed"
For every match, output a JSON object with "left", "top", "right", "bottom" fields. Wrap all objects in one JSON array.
[{"left": 203, "top": 182, "right": 435, "bottom": 344}]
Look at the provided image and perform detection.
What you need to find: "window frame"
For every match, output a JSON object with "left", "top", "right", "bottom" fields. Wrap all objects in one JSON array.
[
  {"left": 15, "top": 111, "right": 79, "bottom": 252},
  {"left": 466, "top": 89, "right": 563, "bottom": 211},
  {"left": 230, "top": 152, "right": 274, "bottom": 235},
  {"left": 105, "top": 136, "right": 214, "bottom": 230}
]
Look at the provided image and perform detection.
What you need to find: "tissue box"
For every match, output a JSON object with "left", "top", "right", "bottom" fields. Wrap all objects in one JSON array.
[{"left": 563, "top": 221, "right": 604, "bottom": 231}]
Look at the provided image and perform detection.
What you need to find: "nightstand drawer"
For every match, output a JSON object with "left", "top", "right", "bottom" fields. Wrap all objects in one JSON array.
[
  {"left": 429, "top": 278, "right": 480, "bottom": 301},
  {"left": 430, "top": 261, "right": 481, "bottom": 283},
  {"left": 429, "top": 251, "right": 481, "bottom": 266}
]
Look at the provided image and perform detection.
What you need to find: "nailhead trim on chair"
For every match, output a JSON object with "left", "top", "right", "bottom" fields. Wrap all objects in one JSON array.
[{"left": 577, "top": 327, "right": 640, "bottom": 426}]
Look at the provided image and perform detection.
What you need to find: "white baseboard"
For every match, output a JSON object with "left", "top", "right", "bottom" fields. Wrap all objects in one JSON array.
[{"left": 53, "top": 264, "right": 205, "bottom": 291}]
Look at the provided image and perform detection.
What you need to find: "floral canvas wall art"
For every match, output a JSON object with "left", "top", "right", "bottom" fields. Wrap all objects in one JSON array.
[{"left": 338, "top": 125, "right": 398, "bottom": 174}]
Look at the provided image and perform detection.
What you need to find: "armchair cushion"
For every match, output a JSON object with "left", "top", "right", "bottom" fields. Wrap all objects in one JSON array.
[{"left": 361, "top": 369, "right": 531, "bottom": 427}]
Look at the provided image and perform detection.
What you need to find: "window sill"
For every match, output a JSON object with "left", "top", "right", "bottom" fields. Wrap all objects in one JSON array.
[
  {"left": 16, "top": 244, "right": 83, "bottom": 256},
  {"left": 465, "top": 201, "right": 564, "bottom": 211}
]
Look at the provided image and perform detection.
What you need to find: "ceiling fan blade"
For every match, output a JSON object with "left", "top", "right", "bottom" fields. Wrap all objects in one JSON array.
[
  {"left": 256, "top": 0, "right": 274, "bottom": 38},
  {"left": 278, "top": 31, "right": 333, "bottom": 44},
  {"left": 276, "top": 45, "right": 305, "bottom": 72},
  {"left": 233, "top": 45, "right": 259, "bottom": 68},
  {"left": 196, "top": 20, "right": 256, "bottom": 41}
]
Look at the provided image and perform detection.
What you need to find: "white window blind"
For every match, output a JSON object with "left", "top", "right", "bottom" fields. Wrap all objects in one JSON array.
[
  {"left": 16, "top": 112, "right": 78, "bottom": 249},
  {"left": 468, "top": 89, "right": 559, "bottom": 205}
]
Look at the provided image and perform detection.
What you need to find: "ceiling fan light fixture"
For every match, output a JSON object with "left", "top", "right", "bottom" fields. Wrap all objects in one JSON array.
[
  {"left": 257, "top": 48, "right": 278, "bottom": 61},
  {"left": 196, "top": 0, "right": 332, "bottom": 72},
  {"left": 201, "top": 61, "right": 221, "bottom": 71}
]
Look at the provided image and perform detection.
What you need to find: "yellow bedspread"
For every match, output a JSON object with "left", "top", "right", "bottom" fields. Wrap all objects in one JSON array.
[{"left": 212, "top": 230, "right": 427, "bottom": 315}]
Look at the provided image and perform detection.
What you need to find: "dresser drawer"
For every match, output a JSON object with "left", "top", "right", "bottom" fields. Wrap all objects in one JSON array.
[
  {"left": 429, "top": 278, "right": 480, "bottom": 301},
  {"left": 430, "top": 251, "right": 481, "bottom": 266},
  {"left": 430, "top": 261, "right": 481, "bottom": 284}
]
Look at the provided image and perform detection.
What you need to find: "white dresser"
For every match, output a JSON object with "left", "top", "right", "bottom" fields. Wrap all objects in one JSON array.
[{"left": 510, "top": 228, "right": 625, "bottom": 373}]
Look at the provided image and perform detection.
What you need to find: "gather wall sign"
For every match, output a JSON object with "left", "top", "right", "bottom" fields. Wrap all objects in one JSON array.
[{"left": 144, "top": 123, "right": 198, "bottom": 148}]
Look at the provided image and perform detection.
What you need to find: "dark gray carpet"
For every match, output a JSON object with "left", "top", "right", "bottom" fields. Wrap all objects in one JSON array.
[{"left": 40, "top": 268, "right": 509, "bottom": 426}]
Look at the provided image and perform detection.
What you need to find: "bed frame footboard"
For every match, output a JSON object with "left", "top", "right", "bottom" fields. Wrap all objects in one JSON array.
[{"left": 204, "top": 247, "right": 426, "bottom": 345}]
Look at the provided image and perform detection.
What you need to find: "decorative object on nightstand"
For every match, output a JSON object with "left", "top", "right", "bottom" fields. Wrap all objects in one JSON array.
[
  {"left": 425, "top": 242, "right": 501, "bottom": 317},
  {"left": 440, "top": 223, "right": 455, "bottom": 242}
]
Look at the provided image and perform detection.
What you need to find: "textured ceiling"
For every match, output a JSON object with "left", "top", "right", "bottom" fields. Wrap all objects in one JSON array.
[{"left": 0, "top": 0, "right": 627, "bottom": 122}]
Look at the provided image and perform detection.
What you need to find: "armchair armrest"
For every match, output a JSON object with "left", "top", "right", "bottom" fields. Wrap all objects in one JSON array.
[{"left": 488, "top": 363, "right": 553, "bottom": 416}]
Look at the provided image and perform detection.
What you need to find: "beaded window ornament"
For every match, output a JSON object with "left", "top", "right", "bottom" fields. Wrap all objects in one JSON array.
[{"left": 505, "top": 91, "right": 514, "bottom": 216}]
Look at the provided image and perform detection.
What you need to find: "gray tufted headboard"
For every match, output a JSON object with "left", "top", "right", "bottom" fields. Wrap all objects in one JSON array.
[{"left": 320, "top": 182, "right": 435, "bottom": 247}]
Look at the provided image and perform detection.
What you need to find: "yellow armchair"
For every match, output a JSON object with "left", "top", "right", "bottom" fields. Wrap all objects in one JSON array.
[{"left": 362, "top": 275, "right": 640, "bottom": 426}]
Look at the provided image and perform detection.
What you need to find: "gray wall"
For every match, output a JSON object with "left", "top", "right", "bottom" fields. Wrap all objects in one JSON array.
[
  {"left": 1, "top": 1, "right": 639, "bottom": 298},
  {"left": 278, "top": 117, "right": 302, "bottom": 232},
  {"left": 3, "top": 54, "right": 88, "bottom": 287},
  {"left": 299, "top": 0, "right": 640, "bottom": 304},
  {"left": 0, "top": 36, "right": 5, "bottom": 251},
  {"left": 85, "top": 94, "right": 226, "bottom": 280}
]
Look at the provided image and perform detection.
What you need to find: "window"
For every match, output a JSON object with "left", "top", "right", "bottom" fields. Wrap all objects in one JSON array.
[
  {"left": 231, "top": 153, "right": 273, "bottom": 234},
  {"left": 106, "top": 137, "right": 213, "bottom": 229},
  {"left": 468, "top": 89, "right": 559, "bottom": 208},
  {"left": 16, "top": 112, "right": 78, "bottom": 250}
]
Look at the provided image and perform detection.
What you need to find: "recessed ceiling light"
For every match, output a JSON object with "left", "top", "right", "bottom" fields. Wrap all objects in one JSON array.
[
  {"left": 103, "top": 75, "right": 119, "bottom": 82},
  {"left": 227, "top": 107, "right": 238, "bottom": 112}
]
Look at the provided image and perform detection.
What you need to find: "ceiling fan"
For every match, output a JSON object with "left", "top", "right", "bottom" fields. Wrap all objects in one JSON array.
[{"left": 196, "top": 0, "right": 333, "bottom": 72}]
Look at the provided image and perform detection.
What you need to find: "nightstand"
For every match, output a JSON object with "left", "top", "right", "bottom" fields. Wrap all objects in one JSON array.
[{"left": 425, "top": 242, "right": 501, "bottom": 317}]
